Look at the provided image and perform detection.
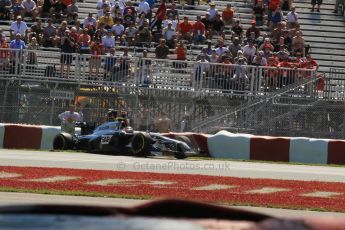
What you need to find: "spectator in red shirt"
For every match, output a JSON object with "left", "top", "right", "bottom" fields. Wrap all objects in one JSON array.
[
  {"left": 193, "top": 15, "right": 205, "bottom": 45},
  {"left": 89, "top": 41, "right": 104, "bottom": 78},
  {"left": 177, "top": 16, "right": 193, "bottom": 43},
  {"left": 151, "top": 0, "right": 166, "bottom": 31},
  {"left": 300, "top": 54, "right": 319, "bottom": 79},
  {"left": 174, "top": 41, "right": 187, "bottom": 70},
  {"left": 278, "top": 57, "right": 295, "bottom": 87},
  {"left": 222, "top": 3, "right": 234, "bottom": 26}
]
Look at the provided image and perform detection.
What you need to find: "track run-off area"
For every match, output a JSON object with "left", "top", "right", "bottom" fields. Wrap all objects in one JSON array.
[{"left": 0, "top": 149, "right": 345, "bottom": 214}]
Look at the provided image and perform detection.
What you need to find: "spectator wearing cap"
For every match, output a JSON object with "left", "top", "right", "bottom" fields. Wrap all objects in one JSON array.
[
  {"left": 29, "top": 18, "right": 43, "bottom": 45},
  {"left": 242, "top": 39, "right": 256, "bottom": 65},
  {"left": 207, "top": 2, "right": 218, "bottom": 21},
  {"left": 21, "top": 0, "right": 38, "bottom": 21},
  {"left": 177, "top": 16, "right": 193, "bottom": 43},
  {"left": 222, "top": 3, "right": 234, "bottom": 26},
  {"left": 162, "top": 21, "right": 176, "bottom": 48},
  {"left": 286, "top": 6, "right": 298, "bottom": 29},
  {"left": 259, "top": 37, "right": 274, "bottom": 52},
  {"left": 27, "top": 36, "right": 39, "bottom": 65},
  {"left": 42, "top": 18, "right": 56, "bottom": 47},
  {"left": 245, "top": 20, "right": 260, "bottom": 44},
  {"left": 83, "top": 13, "right": 97, "bottom": 28},
  {"left": 252, "top": 50, "right": 267, "bottom": 66},
  {"left": 102, "top": 29, "right": 115, "bottom": 52},
  {"left": 98, "top": 10, "right": 114, "bottom": 29},
  {"left": 155, "top": 38, "right": 169, "bottom": 59},
  {"left": 229, "top": 37, "right": 242, "bottom": 59},
  {"left": 66, "top": 0, "right": 78, "bottom": 24},
  {"left": 276, "top": 45, "right": 290, "bottom": 61},
  {"left": 10, "top": 15, "right": 28, "bottom": 41},
  {"left": 193, "top": 15, "right": 205, "bottom": 45},
  {"left": 231, "top": 20, "right": 243, "bottom": 41}
]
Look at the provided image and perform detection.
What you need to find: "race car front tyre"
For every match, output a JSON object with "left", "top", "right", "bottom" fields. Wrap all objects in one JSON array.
[
  {"left": 131, "top": 133, "right": 151, "bottom": 157},
  {"left": 53, "top": 133, "right": 74, "bottom": 150}
]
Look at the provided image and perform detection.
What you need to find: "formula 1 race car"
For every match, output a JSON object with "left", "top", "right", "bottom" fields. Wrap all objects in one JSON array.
[{"left": 52, "top": 121, "right": 197, "bottom": 159}]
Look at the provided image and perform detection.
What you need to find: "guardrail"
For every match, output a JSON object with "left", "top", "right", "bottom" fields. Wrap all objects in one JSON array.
[{"left": 0, "top": 48, "right": 318, "bottom": 97}]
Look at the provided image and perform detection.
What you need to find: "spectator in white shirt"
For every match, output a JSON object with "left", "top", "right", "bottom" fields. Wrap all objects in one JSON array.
[
  {"left": 242, "top": 40, "right": 256, "bottom": 65},
  {"left": 96, "top": 0, "right": 109, "bottom": 10},
  {"left": 10, "top": 15, "right": 28, "bottom": 40},
  {"left": 207, "top": 2, "right": 218, "bottom": 21},
  {"left": 286, "top": 6, "right": 298, "bottom": 29},
  {"left": 83, "top": 13, "right": 97, "bottom": 28},
  {"left": 162, "top": 22, "right": 176, "bottom": 48},
  {"left": 138, "top": 0, "right": 151, "bottom": 21},
  {"left": 111, "top": 19, "right": 125, "bottom": 43},
  {"left": 102, "top": 30, "right": 115, "bottom": 52},
  {"left": 21, "top": 0, "right": 37, "bottom": 21}
]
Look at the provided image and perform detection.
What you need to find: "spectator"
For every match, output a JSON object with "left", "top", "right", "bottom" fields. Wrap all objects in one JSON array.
[
  {"left": 11, "top": 0, "right": 23, "bottom": 21},
  {"left": 98, "top": 10, "right": 114, "bottom": 29},
  {"left": 194, "top": 54, "right": 209, "bottom": 83},
  {"left": 174, "top": 40, "right": 187, "bottom": 69},
  {"left": 124, "top": 22, "right": 137, "bottom": 46},
  {"left": 252, "top": 50, "right": 267, "bottom": 66},
  {"left": 162, "top": 14, "right": 178, "bottom": 30},
  {"left": 89, "top": 40, "right": 103, "bottom": 79},
  {"left": 271, "top": 22, "right": 284, "bottom": 45},
  {"left": 51, "top": 0, "right": 67, "bottom": 23},
  {"left": 253, "top": 0, "right": 265, "bottom": 27},
  {"left": 207, "top": 2, "right": 218, "bottom": 21},
  {"left": 136, "top": 20, "right": 152, "bottom": 47},
  {"left": 334, "top": 0, "right": 342, "bottom": 14},
  {"left": 10, "top": 33, "right": 25, "bottom": 70},
  {"left": 78, "top": 28, "right": 91, "bottom": 54},
  {"left": 151, "top": 0, "right": 166, "bottom": 31},
  {"left": 27, "top": 36, "right": 39, "bottom": 66},
  {"left": 66, "top": 0, "right": 78, "bottom": 24},
  {"left": 136, "top": 12, "right": 146, "bottom": 28},
  {"left": 102, "top": 29, "right": 115, "bottom": 52},
  {"left": 21, "top": 0, "right": 38, "bottom": 21},
  {"left": 0, "top": 37, "right": 10, "bottom": 69},
  {"left": 270, "top": 5, "right": 283, "bottom": 30},
  {"left": 122, "top": 5, "right": 135, "bottom": 27},
  {"left": 229, "top": 37, "right": 242, "bottom": 59},
  {"left": 10, "top": 16, "right": 28, "bottom": 41},
  {"left": 267, "top": 0, "right": 280, "bottom": 29},
  {"left": 232, "top": 20, "right": 243, "bottom": 41},
  {"left": 311, "top": 0, "right": 322, "bottom": 12},
  {"left": 242, "top": 39, "right": 256, "bottom": 64},
  {"left": 196, "top": 47, "right": 210, "bottom": 61},
  {"left": 277, "top": 57, "right": 295, "bottom": 87},
  {"left": 155, "top": 38, "right": 169, "bottom": 59},
  {"left": 201, "top": 13, "right": 212, "bottom": 39},
  {"left": 29, "top": 18, "right": 43, "bottom": 45},
  {"left": 233, "top": 56, "right": 248, "bottom": 90},
  {"left": 97, "top": 3, "right": 109, "bottom": 19},
  {"left": 177, "top": 16, "right": 193, "bottom": 43},
  {"left": 83, "top": 13, "right": 97, "bottom": 28},
  {"left": 276, "top": 44, "right": 290, "bottom": 61},
  {"left": 222, "top": 3, "right": 234, "bottom": 26},
  {"left": 72, "top": 20, "right": 82, "bottom": 34},
  {"left": 166, "top": 2, "right": 178, "bottom": 19},
  {"left": 118, "top": 47, "right": 132, "bottom": 80},
  {"left": 111, "top": 18, "right": 125, "bottom": 44},
  {"left": 162, "top": 21, "right": 176, "bottom": 48},
  {"left": 300, "top": 54, "right": 319, "bottom": 72},
  {"left": 60, "top": 30, "right": 75, "bottom": 77},
  {"left": 245, "top": 20, "right": 260, "bottom": 43},
  {"left": 123, "top": 1, "right": 136, "bottom": 18},
  {"left": 215, "top": 39, "right": 229, "bottom": 56},
  {"left": 291, "top": 30, "right": 304, "bottom": 57},
  {"left": 42, "top": 18, "right": 57, "bottom": 47},
  {"left": 58, "top": 104, "right": 83, "bottom": 135},
  {"left": 211, "top": 14, "right": 225, "bottom": 40},
  {"left": 104, "top": 47, "right": 117, "bottom": 80},
  {"left": 138, "top": 0, "right": 151, "bottom": 21},
  {"left": 137, "top": 49, "right": 152, "bottom": 85},
  {"left": 286, "top": 6, "right": 298, "bottom": 29},
  {"left": 259, "top": 37, "right": 274, "bottom": 51},
  {"left": 96, "top": 0, "right": 109, "bottom": 10},
  {"left": 0, "top": 0, "right": 12, "bottom": 20},
  {"left": 193, "top": 15, "right": 205, "bottom": 45}
]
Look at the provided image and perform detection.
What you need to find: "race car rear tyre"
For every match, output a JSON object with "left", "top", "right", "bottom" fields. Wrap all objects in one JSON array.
[
  {"left": 131, "top": 133, "right": 151, "bottom": 157},
  {"left": 175, "top": 135, "right": 193, "bottom": 148},
  {"left": 53, "top": 133, "right": 74, "bottom": 150}
]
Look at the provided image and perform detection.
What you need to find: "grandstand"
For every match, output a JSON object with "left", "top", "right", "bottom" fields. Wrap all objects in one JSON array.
[{"left": 0, "top": 0, "right": 345, "bottom": 139}]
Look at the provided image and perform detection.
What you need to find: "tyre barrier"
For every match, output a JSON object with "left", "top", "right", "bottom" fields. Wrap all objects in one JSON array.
[{"left": 208, "top": 131, "right": 345, "bottom": 165}]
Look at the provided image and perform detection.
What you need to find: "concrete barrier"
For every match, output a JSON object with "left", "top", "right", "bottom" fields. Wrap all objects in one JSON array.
[{"left": 208, "top": 131, "right": 345, "bottom": 165}]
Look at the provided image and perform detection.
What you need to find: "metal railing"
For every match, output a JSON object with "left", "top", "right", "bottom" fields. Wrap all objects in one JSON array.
[{"left": 0, "top": 48, "right": 317, "bottom": 96}]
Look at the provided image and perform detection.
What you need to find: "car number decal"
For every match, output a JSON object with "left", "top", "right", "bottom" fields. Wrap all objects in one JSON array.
[{"left": 101, "top": 135, "right": 112, "bottom": 144}]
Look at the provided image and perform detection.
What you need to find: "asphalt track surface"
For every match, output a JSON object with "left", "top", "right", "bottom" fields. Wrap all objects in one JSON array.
[
  {"left": 0, "top": 149, "right": 345, "bottom": 217},
  {"left": 0, "top": 149, "right": 344, "bottom": 182}
]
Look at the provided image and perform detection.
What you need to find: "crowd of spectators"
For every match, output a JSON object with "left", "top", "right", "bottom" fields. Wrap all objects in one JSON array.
[{"left": 0, "top": 0, "right": 320, "bottom": 89}]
